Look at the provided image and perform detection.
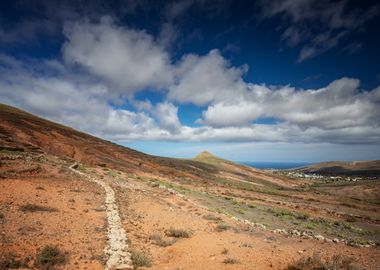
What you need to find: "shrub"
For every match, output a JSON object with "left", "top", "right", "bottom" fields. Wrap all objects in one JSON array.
[
  {"left": 150, "top": 234, "right": 175, "bottom": 247},
  {"left": 203, "top": 214, "right": 222, "bottom": 222},
  {"left": 20, "top": 204, "right": 58, "bottom": 213},
  {"left": 165, "top": 228, "right": 192, "bottom": 238},
  {"left": 215, "top": 223, "right": 229, "bottom": 232},
  {"left": 35, "top": 245, "right": 66, "bottom": 269},
  {"left": 223, "top": 258, "right": 239, "bottom": 264},
  {"left": 0, "top": 253, "right": 24, "bottom": 269},
  {"left": 130, "top": 249, "right": 152, "bottom": 268},
  {"left": 287, "top": 253, "right": 360, "bottom": 270}
]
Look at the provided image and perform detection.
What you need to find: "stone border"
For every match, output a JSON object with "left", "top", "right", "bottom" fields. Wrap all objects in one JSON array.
[{"left": 70, "top": 164, "right": 133, "bottom": 269}]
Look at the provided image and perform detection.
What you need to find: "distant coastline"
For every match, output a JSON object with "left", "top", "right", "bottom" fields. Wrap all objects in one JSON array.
[{"left": 239, "top": 161, "right": 313, "bottom": 170}]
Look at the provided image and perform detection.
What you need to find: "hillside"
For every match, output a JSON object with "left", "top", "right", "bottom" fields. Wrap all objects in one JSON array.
[
  {"left": 1, "top": 103, "right": 380, "bottom": 270},
  {"left": 297, "top": 160, "right": 380, "bottom": 176},
  {"left": 0, "top": 103, "right": 296, "bottom": 187}
]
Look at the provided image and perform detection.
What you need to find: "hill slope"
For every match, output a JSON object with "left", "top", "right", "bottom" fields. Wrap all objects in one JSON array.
[
  {"left": 0, "top": 103, "right": 297, "bottom": 187},
  {"left": 1, "top": 103, "right": 380, "bottom": 269},
  {"left": 297, "top": 160, "right": 380, "bottom": 176}
]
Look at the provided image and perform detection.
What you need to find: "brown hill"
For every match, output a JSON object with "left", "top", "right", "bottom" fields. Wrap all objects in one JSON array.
[
  {"left": 1, "top": 103, "right": 380, "bottom": 270},
  {"left": 297, "top": 160, "right": 380, "bottom": 176},
  {"left": 0, "top": 103, "right": 297, "bottom": 187}
]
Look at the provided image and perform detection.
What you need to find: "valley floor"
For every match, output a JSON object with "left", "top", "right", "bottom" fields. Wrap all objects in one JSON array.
[{"left": 1, "top": 151, "right": 379, "bottom": 269}]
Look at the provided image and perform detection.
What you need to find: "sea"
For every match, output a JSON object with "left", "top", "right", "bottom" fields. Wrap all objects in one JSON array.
[{"left": 239, "top": 161, "right": 312, "bottom": 170}]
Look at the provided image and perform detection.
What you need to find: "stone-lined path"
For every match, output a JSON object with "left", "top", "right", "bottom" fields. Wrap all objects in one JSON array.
[{"left": 69, "top": 163, "right": 133, "bottom": 270}]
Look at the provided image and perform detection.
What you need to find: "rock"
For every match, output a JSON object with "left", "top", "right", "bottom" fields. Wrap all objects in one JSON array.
[
  {"left": 292, "top": 229, "right": 301, "bottom": 236},
  {"left": 333, "top": 238, "right": 340, "bottom": 243},
  {"left": 314, "top": 234, "right": 325, "bottom": 241},
  {"left": 297, "top": 250, "right": 303, "bottom": 255}
]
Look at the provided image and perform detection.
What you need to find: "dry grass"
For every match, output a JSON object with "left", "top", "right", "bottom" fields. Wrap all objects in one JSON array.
[
  {"left": 223, "top": 258, "right": 239, "bottom": 264},
  {"left": 215, "top": 223, "right": 229, "bottom": 232},
  {"left": 287, "top": 253, "right": 361, "bottom": 270},
  {"left": 150, "top": 234, "right": 175, "bottom": 247},
  {"left": 0, "top": 253, "right": 25, "bottom": 270},
  {"left": 165, "top": 228, "right": 192, "bottom": 238},
  {"left": 203, "top": 214, "right": 222, "bottom": 222},
  {"left": 130, "top": 249, "right": 152, "bottom": 268},
  {"left": 20, "top": 204, "right": 58, "bottom": 213}
]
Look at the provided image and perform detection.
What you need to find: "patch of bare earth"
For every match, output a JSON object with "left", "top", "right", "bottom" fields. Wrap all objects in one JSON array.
[
  {"left": 107, "top": 170, "right": 380, "bottom": 270},
  {"left": 0, "top": 156, "right": 106, "bottom": 269}
]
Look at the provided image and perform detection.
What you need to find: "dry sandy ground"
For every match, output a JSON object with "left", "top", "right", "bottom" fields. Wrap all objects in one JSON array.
[
  {"left": 111, "top": 174, "right": 380, "bottom": 270},
  {"left": 1, "top": 154, "right": 380, "bottom": 270},
  {"left": 0, "top": 159, "right": 107, "bottom": 269}
]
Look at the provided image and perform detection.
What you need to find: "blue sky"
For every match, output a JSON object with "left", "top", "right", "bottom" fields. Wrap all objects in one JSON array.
[{"left": 0, "top": 0, "right": 380, "bottom": 162}]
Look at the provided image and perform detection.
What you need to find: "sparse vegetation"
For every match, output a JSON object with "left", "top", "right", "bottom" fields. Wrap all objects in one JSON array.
[
  {"left": 0, "top": 253, "right": 24, "bottom": 269},
  {"left": 223, "top": 258, "right": 239, "bottom": 264},
  {"left": 76, "top": 163, "right": 86, "bottom": 173},
  {"left": 0, "top": 213, "right": 4, "bottom": 219},
  {"left": 287, "top": 253, "right": 360, "bottom": 270},
  {"left": 215, "top": 223, "right": 230, "bottom": 232},
  {"left": 107, "top": 169, "right": 118, "bottom": 177},
  {"left": 130, "top": 249, "right": 152, "bottom": 268},
  {"left": 35, "top": 245, "right": 66, "bottom": 269},
  {"left": 165, "top": 228, "right": 192, "bottom": 238},
  {"left": 266, "top": 208, "right": 309, "bottom": 221},
  {"left": 20, "top": 204, "right": 58, "bottom": 213},
  {"left": 203, "top": 214, "right": 222, "bottom": 222},
  {"left": 150, "top": 234, "right": 175, "bottom": 247},
  {"left": 221, "top": 248, "right": 229, "bottom": 255}
]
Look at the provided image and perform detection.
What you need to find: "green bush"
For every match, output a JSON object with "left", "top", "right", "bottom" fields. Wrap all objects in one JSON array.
[{"left": 35, "top": 245, "right": 66, "bottom": 269}]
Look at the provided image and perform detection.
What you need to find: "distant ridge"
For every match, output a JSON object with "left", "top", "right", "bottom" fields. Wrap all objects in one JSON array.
[{"left": 297, "top": 160, "right": 380, "bottom": 176}]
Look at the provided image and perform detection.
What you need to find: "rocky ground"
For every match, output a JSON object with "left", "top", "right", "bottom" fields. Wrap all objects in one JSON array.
[
  {"left": 1, "top": 104, "right": 379, "bottom": 269},
  {"left": 1, "top": 150, "right": 379, "bottom": 270}
]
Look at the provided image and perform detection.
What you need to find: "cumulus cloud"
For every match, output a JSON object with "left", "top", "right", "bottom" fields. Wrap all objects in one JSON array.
[
  {"left": 154, "top": 102, "right": 181, "bottom": 133},
  {"left": 199, "top": 78, "right": 380, "bottom": 132},
  {"left": 199, "top": 101, "right": 262, "bottom": 127},
  {"left": 0, "top": 54, "right": 173, "bottom": 140},
  {"left": 63, "top": 17, "right": 173, "bottom": 95},
  {"left": 168, "top": 49, "right": 248, "bottom": 105},
  {"left": 1, "top": 17, "right": 379, "bottom": 146}
]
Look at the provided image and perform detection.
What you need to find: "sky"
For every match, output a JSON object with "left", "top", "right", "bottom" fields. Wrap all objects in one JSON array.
[{"left": 0, "top": 0, "right": 380, "bottom": 162}]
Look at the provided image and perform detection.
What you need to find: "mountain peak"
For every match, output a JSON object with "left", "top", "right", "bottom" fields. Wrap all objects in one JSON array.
[{"left": 196, "top": 151, "right": 215, "bottom": 158}]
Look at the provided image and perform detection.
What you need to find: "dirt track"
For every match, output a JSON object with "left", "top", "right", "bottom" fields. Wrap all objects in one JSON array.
[{"left": 69, "top": 163, "right": 132, "bottom": 269}]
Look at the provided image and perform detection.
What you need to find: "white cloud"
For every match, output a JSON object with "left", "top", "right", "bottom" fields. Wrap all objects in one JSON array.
[
  {"left": 0, "top": 54, "right": 173, "bottom": 140},
  {"left": 199, "top": 101, "right": 262, "bottom": 127},
  {"left": 154, "top": 102, "right": 181, "bottom": 133},
  {"left": 1, "top": 17, "right": 379, "bottom": 147},
  {"left": 63, "top": 17, "right": 173, "bottom": 95},
  {"left": 199, "top": 77, "right": 380, "bottom": 132},
  {"left": 168, "top": 49, "right": 248, "bottom": 105}
]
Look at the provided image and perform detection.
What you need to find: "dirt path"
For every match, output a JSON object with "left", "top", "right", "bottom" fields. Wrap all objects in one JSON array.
[{"left": 69, "top": 163, "right": 132, "bottom": 270}]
